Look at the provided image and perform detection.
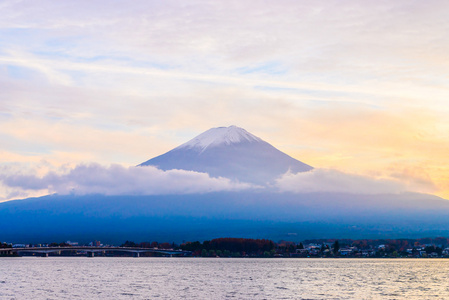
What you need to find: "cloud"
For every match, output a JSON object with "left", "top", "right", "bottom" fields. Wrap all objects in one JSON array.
[
  {"left": 275, "top": 169, "right": 410, "bottom": 195},
  {"left": 386, "top": 165, "right": 438, "bottom": 194},
  {"left": 0, "top": 162, "right": 439, "bottom": 201},
  {"left": 0, "top": 163, "right": 255, "bottom": 197}
]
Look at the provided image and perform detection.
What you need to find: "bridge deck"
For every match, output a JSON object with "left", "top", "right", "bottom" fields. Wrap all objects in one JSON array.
[{"left": 8, "top": 246, "right": 190, "bottom": 256}]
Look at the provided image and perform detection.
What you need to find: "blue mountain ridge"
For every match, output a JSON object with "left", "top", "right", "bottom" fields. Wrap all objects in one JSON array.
[{"left": 1, "top": 191, "right": 449, "bottom": 244}]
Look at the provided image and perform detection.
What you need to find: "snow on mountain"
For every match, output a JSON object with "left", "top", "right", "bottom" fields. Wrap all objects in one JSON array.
[
  {"left": 175, "top": 126, "right": 262, "bottom": 152},
  {"left": 139, "top": 126, "right": 313, "bottom": 184}
]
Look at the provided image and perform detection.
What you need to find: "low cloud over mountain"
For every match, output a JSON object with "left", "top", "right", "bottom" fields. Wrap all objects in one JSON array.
[
  {"left": 0, "top": 163, "right": 255, "bottom": 197},
  {"left": 0, "top": 164, "right": 425, "bottom": 199},
  {"left": 275, "top": 169, "right": 408, "bottom": 195}
]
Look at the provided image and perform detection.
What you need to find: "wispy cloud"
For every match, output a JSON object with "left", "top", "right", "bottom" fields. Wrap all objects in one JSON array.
[
  {"left": 0, "top": 163, "right": 255, "bottom": 198},
  {"left": 275, "top": 169, "right": 435, "bottom": 195}
]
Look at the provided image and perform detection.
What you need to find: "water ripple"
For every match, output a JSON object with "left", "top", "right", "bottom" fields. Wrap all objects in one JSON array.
[{"left": 1, "top": 258, "right": 449, "bottom": 299}]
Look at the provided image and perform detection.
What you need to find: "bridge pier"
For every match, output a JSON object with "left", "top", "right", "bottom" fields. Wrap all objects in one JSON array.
[
  {"left": 0, "top": 249, "right": 14, "bottom": 256},
  {"left": 134, "top": 252, "right": 140, "bottom": 258},
  {"left": 42, "top": 253, "right": 49, "bottom": 257},
  {"left": 88, "top": 252, "right": 94, "bottom": 257}
]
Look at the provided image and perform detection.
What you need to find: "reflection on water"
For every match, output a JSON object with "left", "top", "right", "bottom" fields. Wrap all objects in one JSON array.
[{"left": 1, "top": 258, "right": 449, "bottom": 299}]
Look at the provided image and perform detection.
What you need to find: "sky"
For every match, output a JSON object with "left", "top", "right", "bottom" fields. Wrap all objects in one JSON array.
[{"left": 0, "top": 0, "right": 448, "bottom": 200}]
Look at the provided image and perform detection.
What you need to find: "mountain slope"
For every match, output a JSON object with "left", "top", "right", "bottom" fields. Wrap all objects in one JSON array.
[
  {"left": 2, "top": 192, "right": 449, "bottom": 244},
  {"left": 139, "top": 126, "right": 313, "bottom": 184}
]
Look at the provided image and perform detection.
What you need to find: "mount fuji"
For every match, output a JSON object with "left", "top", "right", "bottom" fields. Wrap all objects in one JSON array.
[
  {"left": 139, "top": 126, "right": 312, "bottom": 184},
  {"left": 2, "top": 126, "right": 449, "bottom": 244}
]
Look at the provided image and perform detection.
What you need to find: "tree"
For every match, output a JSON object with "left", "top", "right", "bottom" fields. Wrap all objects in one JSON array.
[
  {"left": 180, "top": 241, "right": 201, "bottom": 252},
  {"left": 121, "top": 241, "right": 138, "bottom": 248},
  {"left": 333, "top": 240, "right": 340, "bottom": 254},
  {"left": 0, "top": 243, "right": 11, "bottom": 249},
  {"left": 288, "top": 244, "right": 295, "bottom": 253},
  {"left": 231, "top": 252, "right": 241, "bottom": 257}
]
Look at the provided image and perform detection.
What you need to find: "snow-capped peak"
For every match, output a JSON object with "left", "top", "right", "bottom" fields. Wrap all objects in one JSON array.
[
  {"left": 176, "top": 125, "right": 262, "bottom": 151},
  {"left": 139, "top": 125, "right": 314, "bottom": 184}
]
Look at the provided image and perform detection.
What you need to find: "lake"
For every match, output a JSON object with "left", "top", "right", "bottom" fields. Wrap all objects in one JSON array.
[{"left": 1, "top": 257, "right": 449, "bottom": 299}]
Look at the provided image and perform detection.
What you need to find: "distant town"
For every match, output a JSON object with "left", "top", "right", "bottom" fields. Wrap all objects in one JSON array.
[{"left": 2, "top": 237, "right": 449, "bottom": 258}]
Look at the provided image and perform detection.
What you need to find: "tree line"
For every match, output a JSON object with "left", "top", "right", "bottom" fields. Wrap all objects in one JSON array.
[{"left": 180, "top": 238, "right": 275, "bottom": 257}]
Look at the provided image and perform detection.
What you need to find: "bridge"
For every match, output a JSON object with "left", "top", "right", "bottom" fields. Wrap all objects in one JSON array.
[{"left": 0, "top": 246, "right": 190, "bottom": 257}]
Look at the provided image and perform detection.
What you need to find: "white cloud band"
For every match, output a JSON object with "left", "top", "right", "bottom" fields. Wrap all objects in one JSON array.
[
  {"left": 275, "top": 169, "right": 408, "bottom": 195},
  {"left": 0, "top": 163, "right": 254, "bottom": 197}
]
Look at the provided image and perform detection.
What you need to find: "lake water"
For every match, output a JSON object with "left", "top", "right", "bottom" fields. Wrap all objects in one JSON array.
[{"left": 1, "top": 257, "right": 449, "bottom": 299}]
